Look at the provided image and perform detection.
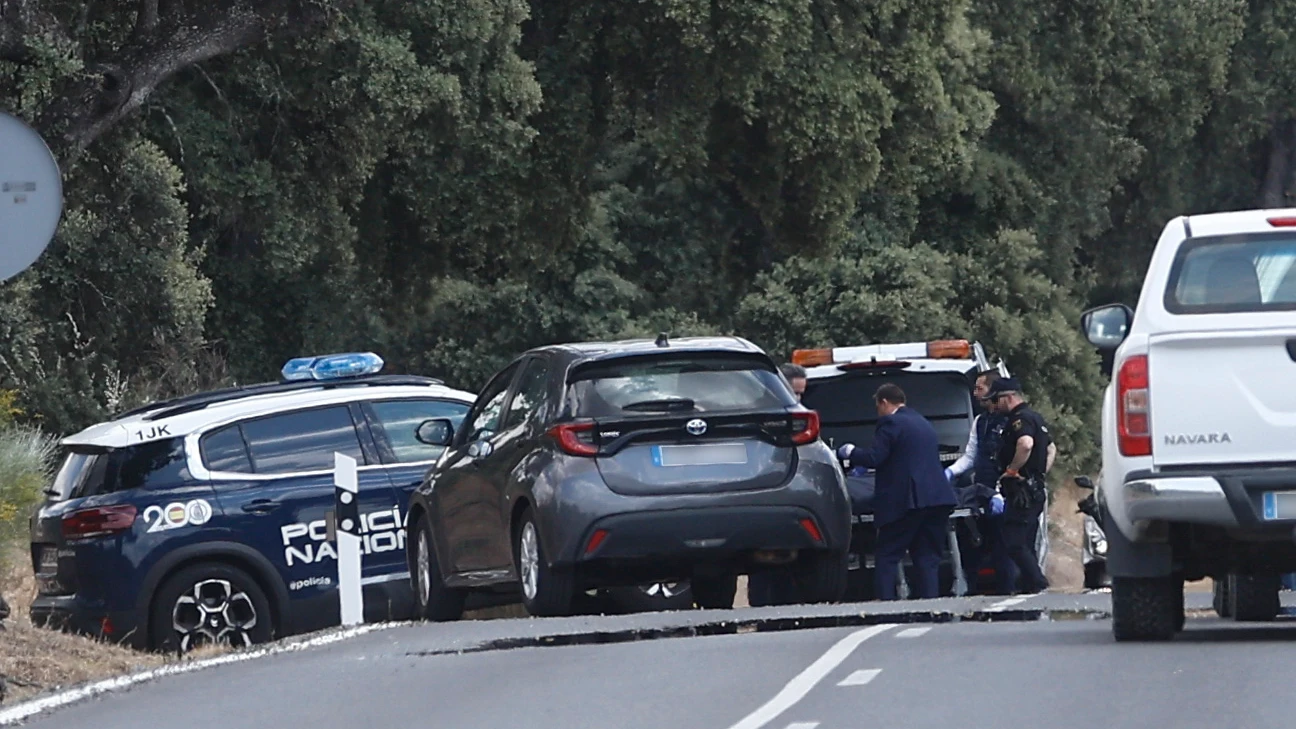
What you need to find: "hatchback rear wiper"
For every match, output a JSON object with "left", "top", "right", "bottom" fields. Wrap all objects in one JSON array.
[{"left": 622, "top": 398, "right": 697, "bottom": 412}]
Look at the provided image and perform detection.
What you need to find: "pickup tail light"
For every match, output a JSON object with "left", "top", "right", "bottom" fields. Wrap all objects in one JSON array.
[
  {"left": 790, "top": 411, "right": 821, "bottom": 445},
  {"left": 548, "top": 421, "right": 599, "bottom": 457},
  {"left": 1117, "top": 354, "right": 1151, "bottom": 457},
  {"left": 61, "top": 505, "right": 138, "bottom": 540}
]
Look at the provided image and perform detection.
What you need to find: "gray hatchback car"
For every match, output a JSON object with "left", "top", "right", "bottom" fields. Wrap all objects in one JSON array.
[{"left": 405, "top": 335, "right": 853, "bottom": 619}]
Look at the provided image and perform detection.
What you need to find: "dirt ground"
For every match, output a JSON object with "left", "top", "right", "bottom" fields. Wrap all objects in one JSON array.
[{"left": 0, "top": 551, "right": 168, "bottom": 705}]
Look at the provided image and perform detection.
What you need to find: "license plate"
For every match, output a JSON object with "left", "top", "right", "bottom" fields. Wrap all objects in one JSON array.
[
  {"left": 651, "top": 442, "right": 748, "bottom": 467},
  {"left": 38, "top": 546, "right": 59, "bottom": 571},
  {"left": 1262, "top": 491, "right": 1296, "bottom": 520}
]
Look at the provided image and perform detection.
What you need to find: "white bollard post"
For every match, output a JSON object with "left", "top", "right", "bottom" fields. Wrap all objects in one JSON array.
[{"left": 334, "top": 452, "right": 364, "bottom": 626}]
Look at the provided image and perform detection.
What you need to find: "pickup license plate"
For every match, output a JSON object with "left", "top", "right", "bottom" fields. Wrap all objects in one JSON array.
[
  {"left": 1262, "top": 491, "right": 1296, "bottom": 520},
  {"left": 651, "top": 443, "right": 748, "bottom": 467}
]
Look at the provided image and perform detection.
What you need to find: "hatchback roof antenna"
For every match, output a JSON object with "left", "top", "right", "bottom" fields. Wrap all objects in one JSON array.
[{"left": 655, "top": 332, "right": 670, "bottom": 348}]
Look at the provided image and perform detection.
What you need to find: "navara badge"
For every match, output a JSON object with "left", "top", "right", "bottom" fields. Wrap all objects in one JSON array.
[{"left": 686, "top": 419, "right": 708, "bottom": 436}]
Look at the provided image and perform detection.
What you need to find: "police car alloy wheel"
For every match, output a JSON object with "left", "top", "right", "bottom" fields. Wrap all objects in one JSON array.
[{"left": 150, "top": 563, "right": 272, "bottom": 653}]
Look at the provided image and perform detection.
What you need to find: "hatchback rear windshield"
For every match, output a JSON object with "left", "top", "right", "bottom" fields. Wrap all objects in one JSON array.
[
  {"left": 1166, "top": 233, "right": 1296, "bottom": 313},
  {"left": 46, "top": 438, "right": 191, "bottom": 501},
  {"left": 566, "top": 354, "right": 796, "bottom": 418}
]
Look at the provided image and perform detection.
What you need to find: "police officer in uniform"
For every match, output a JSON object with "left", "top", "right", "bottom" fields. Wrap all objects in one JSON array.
[
  {"left": 987, "top": 377, "right": 1055, "bottom": 594},
  {"left": 946, "top": 369, "right": 1016, "bottom": 593}
]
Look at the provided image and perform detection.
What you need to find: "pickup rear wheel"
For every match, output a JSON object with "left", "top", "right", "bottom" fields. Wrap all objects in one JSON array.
[
  {"left": 1228, "top": 573, "right": 1280, "bottom": 622},
  {"left": 1111, "top": 576, "right": 1179, "bottom": 642},
  {"left": 1212, "top": 576, "right": 1232, "bottom": 618}
]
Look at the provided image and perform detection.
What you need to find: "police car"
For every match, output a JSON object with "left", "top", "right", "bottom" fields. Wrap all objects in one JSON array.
[{"left": 28, "top": 353, "right": 475, "bottom": 652}]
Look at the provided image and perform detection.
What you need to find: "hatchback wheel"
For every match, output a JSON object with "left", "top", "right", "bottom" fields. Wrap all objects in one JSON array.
[
  {"left": 794, "top": 550, "right": 849, "bottom": 604},
  {"left": 691, "top": 574, "right": 738, "bottom": 609},
  {"left": 412, "top": 518, "right": 465, "bottom": 622},
  {"left": 150, "top": 563, "right": 272, "bottom": 654},
  {"left": 514, "top": 508, "right": 575, "bottom": 617}
]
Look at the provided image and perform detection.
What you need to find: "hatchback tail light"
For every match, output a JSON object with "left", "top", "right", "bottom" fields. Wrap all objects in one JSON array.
[
  {"left": 790, "top": 411, "right": 820, "bottom": 445},
  {"left": 548, "top": 421, "right": 599, "bottom": 457},
  {"left": 1117, "top": 354, "right": 1151, "bottom": 457},
  {"left": 62, "top": 505, "right": 138, "bottom": 540}
]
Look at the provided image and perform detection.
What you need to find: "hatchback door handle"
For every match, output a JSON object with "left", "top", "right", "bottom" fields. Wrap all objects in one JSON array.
[{"left": 241, "top": 499, "right": 279, "bottom": 515}]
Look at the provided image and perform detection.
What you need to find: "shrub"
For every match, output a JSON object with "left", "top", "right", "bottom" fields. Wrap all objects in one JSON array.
[{"left": 0, "top": 425, "right": 59, "bottom": 572}]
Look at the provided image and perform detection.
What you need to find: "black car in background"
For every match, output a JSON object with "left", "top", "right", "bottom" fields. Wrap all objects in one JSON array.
[{"left": 404, "top": 335, "right": 853, "bottom": 619}]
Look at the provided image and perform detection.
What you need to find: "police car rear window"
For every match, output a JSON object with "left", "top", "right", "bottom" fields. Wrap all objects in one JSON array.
[
  {"left": 566, "top": 353, "right": 794, "bottom": 417},
  {"left": 49, "top": 438, "right": 191, "bottom": 500}
]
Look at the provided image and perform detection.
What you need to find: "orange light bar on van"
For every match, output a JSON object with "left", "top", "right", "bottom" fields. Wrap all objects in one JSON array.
[
  {"left": 926, "top": 339, "right": 971, "bottom": 359},
  {"left": 791, "top": 348, "right": 835, "bottom": 367}
]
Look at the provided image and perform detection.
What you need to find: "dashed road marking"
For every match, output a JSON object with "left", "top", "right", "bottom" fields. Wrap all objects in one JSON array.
[
  {"left": 988, "top": 597, "right": 1028, "bottom": 611},
  {"left": 725, "top": 624, "right": 897, "bottom": 729},
  {"left": 837, "top": 669, "right": 882, "bottom": 687},
  {"left": 895, "top": 627, "right": 931, "bottom": 638},
  {"left": 784, "top": 723, "right": 820, "bottom": 729}
]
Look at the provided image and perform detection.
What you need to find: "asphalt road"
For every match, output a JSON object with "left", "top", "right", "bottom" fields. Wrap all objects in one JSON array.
[{"left": 20, "top": 592, "right": 1296, "bottom": 729}]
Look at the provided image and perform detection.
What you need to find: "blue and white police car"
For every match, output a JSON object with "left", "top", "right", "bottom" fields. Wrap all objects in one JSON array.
[{"left": 28, "top": 353, "right": 475, "bottom": 653}]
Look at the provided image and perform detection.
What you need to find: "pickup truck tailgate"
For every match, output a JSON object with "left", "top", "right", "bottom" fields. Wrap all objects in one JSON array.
[{"left": 1149, "top": 328, "right": 1296, "bottom": 467}]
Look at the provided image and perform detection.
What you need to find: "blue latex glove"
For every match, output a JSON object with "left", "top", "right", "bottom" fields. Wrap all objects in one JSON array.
[
  {"left": 989, "top": 493, "right": 1005, "bottom": 516},
  {"left": 943, "top": 467, "right": 954, "bottom": 484},
  {"left": 836, "top": 443, "right": 856, "bottom": 462},
  {"left": 848, "top": 465, "right": 869, "bottom": 478}
]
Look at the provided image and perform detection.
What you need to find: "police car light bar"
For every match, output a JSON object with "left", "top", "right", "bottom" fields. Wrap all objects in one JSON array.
[
  {"left": 791, "top": 339, "right": 971, "bottom": 367},
  {"left": 281, "top": 352, "right": 385, "bottom": 382}
]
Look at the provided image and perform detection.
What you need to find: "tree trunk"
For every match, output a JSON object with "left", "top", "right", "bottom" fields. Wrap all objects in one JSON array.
[{"left": 1259, "top": 119, "right": 1296, "bottom": 209}]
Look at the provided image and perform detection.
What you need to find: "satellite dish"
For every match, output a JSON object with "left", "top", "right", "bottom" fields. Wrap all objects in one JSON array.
[{"left": 0, "top": 112, "right": 63, "bottom": 282}]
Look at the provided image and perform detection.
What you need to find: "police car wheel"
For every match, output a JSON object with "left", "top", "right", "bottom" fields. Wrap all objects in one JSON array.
[
  {"left": 412, "top": 518, "right": 465, "bottom": 622},
  {"left": 150, "top": 563, "right": 273, "bottom": 653},
  {"left": 513, "top": 508, "right": 574, "bottom": 617},
  {"left": 1228, "top": 573, "right": 1280, "bottom": 622}
]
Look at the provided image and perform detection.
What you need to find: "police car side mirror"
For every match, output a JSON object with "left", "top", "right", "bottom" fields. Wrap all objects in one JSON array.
[
  {"left": 415, "top": 419, "right": 455, "bottom": 447},
  {"left": 1079, "top": 304, "right": 1132, "bottom": 352}
]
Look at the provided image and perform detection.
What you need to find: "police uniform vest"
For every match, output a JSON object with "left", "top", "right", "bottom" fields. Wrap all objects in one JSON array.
[{"left": 974, "top": 412, "right": 1007, "bottom": 486}]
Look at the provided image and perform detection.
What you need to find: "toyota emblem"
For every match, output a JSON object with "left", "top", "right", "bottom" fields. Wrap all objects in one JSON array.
[{"left": 686, "top": 418, "right": 708, "bottom": 436}]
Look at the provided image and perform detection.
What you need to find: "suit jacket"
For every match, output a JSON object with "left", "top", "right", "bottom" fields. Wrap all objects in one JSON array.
[{"left": 851, "top": 405, "right": 957, "bottom": 526}]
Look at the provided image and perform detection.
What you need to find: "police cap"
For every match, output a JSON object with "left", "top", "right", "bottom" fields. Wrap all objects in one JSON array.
[{"left": 987, "top": 377, "right": 1023, "bottom": 398}]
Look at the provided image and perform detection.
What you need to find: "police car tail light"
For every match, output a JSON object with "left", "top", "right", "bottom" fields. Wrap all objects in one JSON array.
[
  {"left": 281, "top": 352, "right": 384, "bottom": 382},
  {"left": 1117, "top": 354, "right": 1151, "bottom": 457},
  {"left": 62, "top": 505, "right": 138, "bottom": 540},
  {"left": 791, "top": 348, "right": 834, "bottom": 367},
  {"left": 1267, "top": 216, "right": 1296, "bottom": 227},
  {"left": 790, "top": 411, "right": 821, "bottom": 445},
  {"left": 548, "top": 421, "right": 599, "bottom": 456}
]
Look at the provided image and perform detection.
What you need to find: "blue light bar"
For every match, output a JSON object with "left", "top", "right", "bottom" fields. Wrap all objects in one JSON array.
[{"left": 280, "top": 352, "right": 385, "bottom": 382}]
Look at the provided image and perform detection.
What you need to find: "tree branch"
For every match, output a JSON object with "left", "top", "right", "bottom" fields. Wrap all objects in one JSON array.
[
  {"left": 0, "top": 0, "right": 73, "bottom": 64},
  {"left": 133, "top": 0, "right": 160, "bottom": 41},
  {"left": 36, "top": 0, "right": 350, "bottom": 161}
]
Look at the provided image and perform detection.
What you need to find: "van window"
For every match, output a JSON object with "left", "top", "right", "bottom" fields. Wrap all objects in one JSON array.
[{"left": 1167, "top": 234, "right": 1296, "bottom": 313}]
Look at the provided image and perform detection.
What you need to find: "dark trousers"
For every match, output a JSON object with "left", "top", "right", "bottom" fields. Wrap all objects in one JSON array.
[
  {"left": 875, "top": 506, "right": 952, "bottom": 600},
  {"left": 960, "top": 515, "right": 1017, "bottom": 595},
  {"left": 1002, "top": 498, "right": 1049, "bottom": 594}
]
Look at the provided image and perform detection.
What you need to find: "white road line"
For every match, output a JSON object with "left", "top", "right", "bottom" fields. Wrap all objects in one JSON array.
[
  {"left": 988, "top": 597, "right": 1028, "bottom": 611},
  {"left": 725, "top": 624, "right": 897, "bottom": 729},
  {"left": 837, "top": 668, "right": 882, "bottom": 687},
  {"left": 784, "top": 723, "right": 820, "bottom": 729},
  {"left": 895, "top": 627, "right": 931, "bottom": 638},
  {"left": 0, "top": 623, "right": 399, "bottom": 726}
]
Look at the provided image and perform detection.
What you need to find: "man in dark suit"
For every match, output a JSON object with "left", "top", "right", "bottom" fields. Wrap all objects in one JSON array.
[{"left": 839, "top": 383, "right": 957, "bottom": 600}]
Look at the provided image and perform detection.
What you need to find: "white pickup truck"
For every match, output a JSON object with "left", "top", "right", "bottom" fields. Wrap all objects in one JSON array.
[{"left": 1081, "top": 208, "right": 1296, "bottom": 641}]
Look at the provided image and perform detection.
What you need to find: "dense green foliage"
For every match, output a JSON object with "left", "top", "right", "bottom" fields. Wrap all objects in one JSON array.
[{"left": 2, "top": 0, "right": 1293, "bottom": 472}]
